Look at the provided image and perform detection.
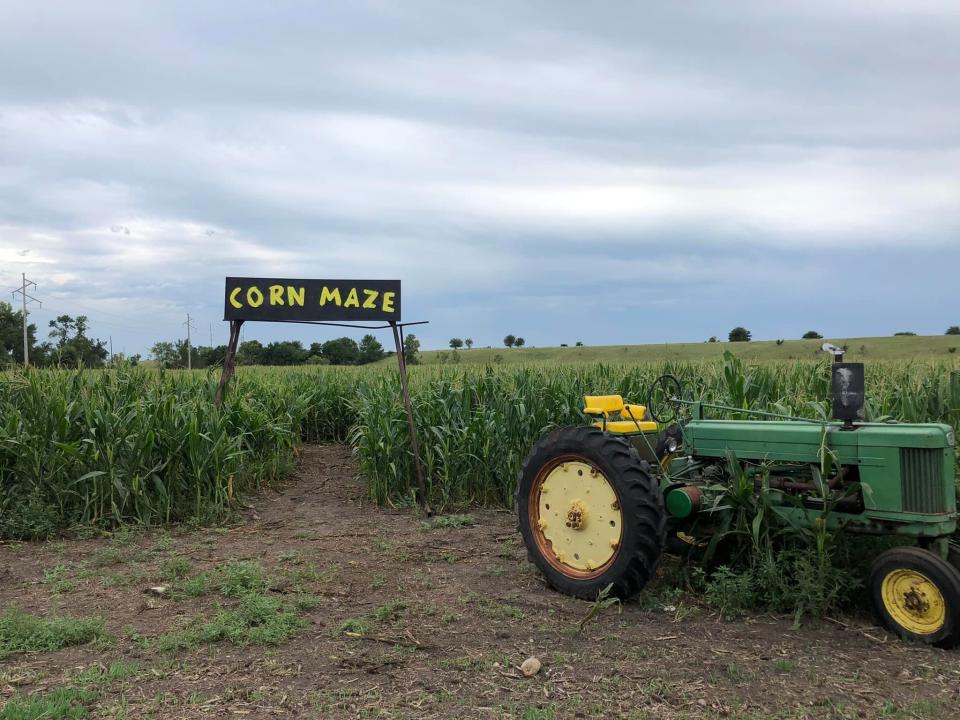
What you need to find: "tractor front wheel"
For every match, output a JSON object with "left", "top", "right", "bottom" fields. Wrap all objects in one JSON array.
[
  {"left": 870, "top": 547, "right": 960, "bottom": 648},
  {"left": 516, "top": 426, "right": 666, "bottom": 600}
]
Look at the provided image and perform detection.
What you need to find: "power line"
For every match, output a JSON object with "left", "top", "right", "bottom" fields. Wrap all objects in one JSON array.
[
  {"left": 183, "top": 313, "right": 197, "bottom": 370},
  {"left": 11, "top": 273, "right": 41, "bottom": 368}
]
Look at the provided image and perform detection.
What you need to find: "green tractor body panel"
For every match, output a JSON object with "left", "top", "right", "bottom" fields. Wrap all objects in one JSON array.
[{"left": 679, "top": 419, "right": 957, "bottom": 537}]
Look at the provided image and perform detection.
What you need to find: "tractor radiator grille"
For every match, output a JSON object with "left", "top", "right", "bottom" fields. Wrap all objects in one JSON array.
[{"left": 900, "top": 448, "right": 946, "bottom": 514}]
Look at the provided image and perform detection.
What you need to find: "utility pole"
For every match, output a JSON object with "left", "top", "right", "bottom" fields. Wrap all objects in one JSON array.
[
  {"left": 209, "top": 323, "right": 213, "bottom": 347},
  {"left": 11, "top": 273, "right": 41, "bottom": 368},
  {"left": 109, "top": 336, "right": 114, "bottom": 365},
  {"left": 183, "top": 313, "right": 197, "bottom": 370}
]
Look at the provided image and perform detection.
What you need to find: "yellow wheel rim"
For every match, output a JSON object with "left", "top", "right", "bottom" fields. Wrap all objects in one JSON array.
[
  {"left": 881, "top": 568, "right": 946, "bottom": 635},
  {"left": 530, "top": 458, "right": 623, "bottom": 578}
]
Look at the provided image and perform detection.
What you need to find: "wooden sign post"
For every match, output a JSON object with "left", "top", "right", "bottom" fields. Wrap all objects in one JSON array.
[{"left": 215, "top": 277, "right": 430, "bottom": 513}]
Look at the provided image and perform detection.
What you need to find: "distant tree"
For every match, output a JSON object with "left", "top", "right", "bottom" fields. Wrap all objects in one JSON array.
[
  {"left": 150, "top": 341, "right": 179, "bottom": 368},
  {"left": 175, "top": 339, "right": 202, "bottom": 368},
  {"left": 560, "top": 343, "right": 568, "bottom": 347},
  {"left": 403, "top": 334, "right": 420, "bottom": 365},
  {"left": 503, "top": 334, "right": 516, "bottom": 348},
  {"left": 775, "top": 339, "right": 784, "bottom": 346},
  {"left": 575, "top": 341, "right": 584, "bottom": 347},
  {"left": 358, "top": 334, "right": 386, "bottom": 364},
  {"left": 0, "top": 301, "right": 39, "bottom": 366},
  {"left": 321, "top": 337, "right": 360, "bottom": 365},
  {"left": 47, "top": 315, "right": 108, "bottom": 367},
  {"left": 237, "top": 339, "right": 266, "bottom": 365},
  {"left": 707, "top": 336, "right": 718, "bottom": 343},
  {"left": 198, "top": 345, "right": 228, "bottom": 367},
  {"left": 728, "top": 327, "right": 752, "bottom": 342},
  {"left": 802, "top": 331, "right": 823, "bottom": 339},
  {"left": 894, "top": 331, "right": 917, "bottom": 336},
  {"left": 263, "top": 340, "right": 308, "bottom": 365},
  {"left": 449, "top": 337, "right": 464, "bottom": 349},
  {"left": 946, "top": 326, "right": 960, "bottom": 335},
  {"left": 514, "top": 337, "right": 525, "bottom": 348},
  {"left": 465, "top": 338, "right": 474, "bottom": 349},
  {"left": 309, "top": 342, "right": 325, "bottom": 357}
]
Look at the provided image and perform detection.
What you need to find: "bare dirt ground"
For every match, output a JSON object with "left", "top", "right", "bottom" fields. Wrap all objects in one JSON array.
[{"left": 2, "top": 444, "right": 960, "bottom": 719}]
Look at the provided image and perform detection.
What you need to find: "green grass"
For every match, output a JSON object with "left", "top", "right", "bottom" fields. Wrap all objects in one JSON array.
[
  {"left": 142, "top": 559, "right": 311, "bottom": 651},
  {"left": 336, "top": 618, "right": 370, "bottom": 636},
  {"left": 179, "top": 573, "right": 212, "bottom": 598},
  {"left": 217, "top": 560, "right": 267, "bottom": 597},
  {"left": 419, "top": 513, "right": 477, "bottom": 530},
  {"left": 153, "top": 593, "right": 303, "bottom": 651},
  {"left": 160, "top": 557, "right": 193, "bottom": 581},
  {"left": 0, "top": 609, "right": 105, "bottom": 658},
  {"left": 370, "top": 600, "right": 407, "bottom": 623},
  {"left": 72, "top": 661, "right": 140, "bottom": 685},
  {"left": 0, "top": 687, "right": 96, "bottom": 720},
  {"left": 200, "top": 593, "right": 303, "bottom": 646},
  {"left": 41, "top": 564, "right": 77, "bottom": 594},
  {"left": 405, "top": 334, "right": 960, "bottom": 365}
]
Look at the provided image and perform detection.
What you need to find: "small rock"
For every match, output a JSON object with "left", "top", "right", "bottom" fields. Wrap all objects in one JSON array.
[
  {"left": 144, "top": 585, "right": 168, "bottom": 597},
  {"left": 521, "top": 657, "right": 542, "bottom": 677}
]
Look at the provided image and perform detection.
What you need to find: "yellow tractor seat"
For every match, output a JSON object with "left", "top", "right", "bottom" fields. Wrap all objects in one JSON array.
[
  {"left": 583, "top": 395, "right": 658, "bottom": 433},
  {"left": 599, "top": 419, "right": 658, "bottom": 433},
  {"left": 583, "top": 395, "right": 625, "bottom": 416},
  {"left": 621, "top": 404, "right": 648, "bottom": 421}
]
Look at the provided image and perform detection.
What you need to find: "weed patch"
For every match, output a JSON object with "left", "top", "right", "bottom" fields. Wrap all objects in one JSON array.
[
  {"left": 41, "top": 565, "right": 77, "bottom": 594},
  {"left": 72, "top": 661, "right": 140, "bottom": 686},
  {"left": 0, "top": 609, "right": 105, "bottom": 659},
  {"left": 202, "top": 593, "right": 303, "bottom": 646},
  {"left": 371, "top": 600, "right": 407, "bottom": 623},
  {"left": 337, "top": 618, "right": 370, "bottom": 636},
  {"left": 218, "top": 560, "right": 267, "bottom": 596},
  {"left": 0, "top": 687, "right": 95, "bottom": 720},
  {"left": 420, "top": 514, "right": 477, "bottom": 530},
  {"left": 160, "top": 557, "right": 193, "bottom": 581}
]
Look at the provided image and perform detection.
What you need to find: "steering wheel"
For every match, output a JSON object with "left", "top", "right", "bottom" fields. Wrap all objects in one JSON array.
[{"left": 646, "top": 374, "right": 685, "bottom": 424}]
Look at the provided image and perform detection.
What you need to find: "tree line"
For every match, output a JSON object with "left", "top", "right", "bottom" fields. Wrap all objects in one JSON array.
[
  {"left": 149, "top": 334, "right": 422, "bottom": 369},
  {"left": 0, "top": 302, "right": 111, "bottom": 368}
]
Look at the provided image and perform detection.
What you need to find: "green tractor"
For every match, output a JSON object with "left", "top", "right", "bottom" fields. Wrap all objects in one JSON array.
[{"left": 517, "top": 351, "right": 959, "bottom": 646}]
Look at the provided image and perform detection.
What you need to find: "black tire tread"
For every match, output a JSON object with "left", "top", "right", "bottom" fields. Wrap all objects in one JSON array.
[{"left": 516, "top": 425, "right": 666, "bottom": 600}]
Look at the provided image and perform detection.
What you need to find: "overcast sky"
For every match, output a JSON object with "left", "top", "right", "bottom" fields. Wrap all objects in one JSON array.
[{"left": 1, "top": 1, "right": 958, "bottom": 356}]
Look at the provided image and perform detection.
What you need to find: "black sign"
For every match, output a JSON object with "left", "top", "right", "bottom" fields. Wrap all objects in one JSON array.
[
  {"left": 831, "top": 362, "right": 865, "bottom": 422},
  {"left": 224, "top": 277, "right": 401, "bottom": 322}
]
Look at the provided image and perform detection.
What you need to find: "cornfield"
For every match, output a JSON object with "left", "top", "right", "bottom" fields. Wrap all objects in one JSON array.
[{"left": 1, "top": 355, "right": 958, "bottom": 538}]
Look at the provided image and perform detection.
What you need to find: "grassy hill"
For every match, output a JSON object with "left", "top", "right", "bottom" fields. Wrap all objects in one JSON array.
[{"left": 407, "top": 335, "right": 960, "bottom": 365}]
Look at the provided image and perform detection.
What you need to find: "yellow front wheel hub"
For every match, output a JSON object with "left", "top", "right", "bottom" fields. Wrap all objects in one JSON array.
[
  {"left": 534, "top": 459, "right": 622, "bottom": 576},
  {"left": 881, "top": 569, "right": 946, "bottom": 635}
]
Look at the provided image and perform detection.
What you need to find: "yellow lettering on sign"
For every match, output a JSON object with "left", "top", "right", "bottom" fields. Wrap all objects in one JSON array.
[
  {"left": 287, "top": 286, "right": 305, "bottom": 306},
  {"left": 319, "top": 287, "right": 342, "bottom": 306},
  {"left": 229, "top": 287, "right": 243, "bottom": 308},
  {"left": 344, "top": 288, "right": 360, "bottom": 308},
  {"left": 269, "top": 285, "right": 285, "bottom": 306},
  {"left": 363, "top": 289, "right": 378, "bottom": 309},
  {"left": 382, "top": 292, "right": 396, "bottom": 313},
  {"left": 247, "top": 286, "right": 264, "bottom": 308}
]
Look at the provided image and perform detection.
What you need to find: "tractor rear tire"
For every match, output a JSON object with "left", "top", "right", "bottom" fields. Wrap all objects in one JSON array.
[
  {"left": 516, "top": 426, "right": 666, "bottom": 601},
  {"left": 870, "top": 547, "right": 960, "bottom": 648}
]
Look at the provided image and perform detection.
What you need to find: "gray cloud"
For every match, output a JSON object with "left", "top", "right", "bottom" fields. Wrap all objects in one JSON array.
[{"left": 0, "top": 1, "right": 957, "bottom": 353}]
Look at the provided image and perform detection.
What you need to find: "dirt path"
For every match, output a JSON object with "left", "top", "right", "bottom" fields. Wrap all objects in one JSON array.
[{"left": 2, "top": 445, "right": 960, "bottom": 719}]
